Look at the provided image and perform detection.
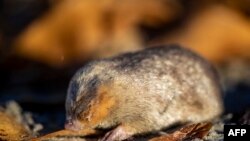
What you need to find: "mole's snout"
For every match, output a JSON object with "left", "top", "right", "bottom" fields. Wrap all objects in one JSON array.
[
  {"left": 64, "top": 120, "right": 73, "bottom": 130},
  {"left": 64, "top": 119, "right": 83, "bottom": 131}
]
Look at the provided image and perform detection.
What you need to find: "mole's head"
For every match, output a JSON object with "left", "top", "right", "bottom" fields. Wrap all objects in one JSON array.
[{"left": 64, "top": 62, "right": 117, "bottom": 131}]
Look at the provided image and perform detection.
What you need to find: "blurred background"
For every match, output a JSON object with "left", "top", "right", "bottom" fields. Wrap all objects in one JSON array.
[{"left": 0, "top": 0, "right": 250, "bottom": 136}]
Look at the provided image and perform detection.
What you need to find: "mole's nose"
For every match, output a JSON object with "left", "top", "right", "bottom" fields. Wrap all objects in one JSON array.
[
  {"left": 64, "top": 119, "right": 82, "bottom": 131},
  {"left": 64, "top": 120, "right": 74, "bottom": 130}
]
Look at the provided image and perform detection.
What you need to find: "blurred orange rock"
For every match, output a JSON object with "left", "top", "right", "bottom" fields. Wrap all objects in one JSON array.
[
  {"left": 224, "top": 0, "right": 250, "bottom": 14},
  {"left": 152, "top": 5, "right": 250, "bottom": 64},
  {"left": 0, "top": 111, "right": 29, "bottom": 141},
  {"left": 15, "top": 0, "right": 180, "bottom": 67}
]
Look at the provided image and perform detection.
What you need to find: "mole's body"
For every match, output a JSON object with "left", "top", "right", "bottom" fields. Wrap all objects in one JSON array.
[{"left": 65, "top": 45, "right": 223, "bottom": 141}]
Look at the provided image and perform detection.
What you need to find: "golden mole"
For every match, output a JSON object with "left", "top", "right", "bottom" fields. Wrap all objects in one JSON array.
[{"left": 65, "top": 45, "right": 223, "bottom": 141}]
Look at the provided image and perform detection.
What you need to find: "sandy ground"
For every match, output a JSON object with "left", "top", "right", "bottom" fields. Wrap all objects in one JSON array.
[{"left": 0, "top": 101, "right": 233, "bottom": 141}]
